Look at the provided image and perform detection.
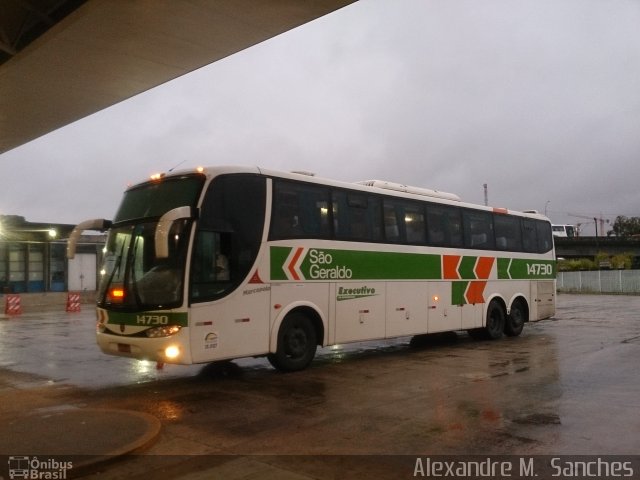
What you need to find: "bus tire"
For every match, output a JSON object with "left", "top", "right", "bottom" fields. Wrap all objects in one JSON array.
[
  {"left": 484, "top": 300, "right": 505, "bottom": 340},
  {"left": 268, "top": 312, "right": 317, "bottom": 372},
  {"left": 505, "top": 299, "right": 527, "bottom": 337}
]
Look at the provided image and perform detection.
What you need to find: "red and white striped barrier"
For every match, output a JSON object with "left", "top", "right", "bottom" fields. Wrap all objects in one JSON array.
[
  {"left": 4, "top": 294, "right": 22, "bottom": 315},
  {"left": 66, "top": 292, "right": 81, "bottom": 312}
]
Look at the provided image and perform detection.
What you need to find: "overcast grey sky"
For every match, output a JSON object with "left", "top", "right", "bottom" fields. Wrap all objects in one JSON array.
[{"left": 1, "top": 0, "right": 639, "bottom": 236}]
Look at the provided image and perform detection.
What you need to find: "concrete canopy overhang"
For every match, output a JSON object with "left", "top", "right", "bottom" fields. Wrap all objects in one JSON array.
[{"left": 0, "top": 0, "right": 357, "bottom": 155}]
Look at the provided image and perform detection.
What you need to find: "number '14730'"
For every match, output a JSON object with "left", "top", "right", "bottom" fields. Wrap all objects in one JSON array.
[{"left": 527, "top": 263, "right": 553, "bottom": 276}]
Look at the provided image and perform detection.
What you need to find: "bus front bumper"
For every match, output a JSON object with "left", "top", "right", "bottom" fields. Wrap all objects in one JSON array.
[{"left": 96, "top": 329, "right": 193, "bottom": 364}]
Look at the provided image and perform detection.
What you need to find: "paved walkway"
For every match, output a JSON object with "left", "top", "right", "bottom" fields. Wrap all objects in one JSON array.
[{"left": 0, "top": 406, "right": 160, "bottom": 475}]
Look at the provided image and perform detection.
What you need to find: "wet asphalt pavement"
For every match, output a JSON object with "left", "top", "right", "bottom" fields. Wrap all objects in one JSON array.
[
  {"left": 1, "top": 294, "right": 639, "bottom": 478},
  {"left": 0, "top": 309, "right": 202, "bottom": 388}
]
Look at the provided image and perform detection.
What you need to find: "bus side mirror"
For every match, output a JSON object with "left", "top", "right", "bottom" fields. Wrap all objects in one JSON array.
[
  {"left": 67, "top": 219, "right": 112, "bottom": 259},
  {"left": 155, "top": 206, "right": 196, "bottom": 259}
]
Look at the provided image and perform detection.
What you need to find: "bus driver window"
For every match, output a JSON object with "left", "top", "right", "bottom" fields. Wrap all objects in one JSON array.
[
  {"left": 215, "top": 251, "right": 229, "bottom": 281},
  {"left": 191, "top": 231, "right": 231, "bottom": 300}
]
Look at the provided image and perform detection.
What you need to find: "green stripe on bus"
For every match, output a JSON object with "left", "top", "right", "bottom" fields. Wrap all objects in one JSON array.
[
  {"left": 452, "top": 281, "right": 468, "bottom": 305},
  {"left": 496, "top": 258, "right": 556, "bottom": 280},
  {"left": 106, "top": 311, "right": 189, "bottom": 327},
  {"left": 270, "top": 246, "right": 291, "bottom": 281},
  {"left": 271, "top": 246, "right": 442, "bottom": 281},
  {"left": 271, "top": 246, "right": 555, "bottom": 281},
  {"left": 497, "top": 258, "right": 511, "bottom": 279},
  {"left": 458, "top": 256, "right": 477, "bottom": 279}
]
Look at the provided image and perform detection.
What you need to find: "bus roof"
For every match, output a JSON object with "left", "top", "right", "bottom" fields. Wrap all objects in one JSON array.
[{"left": 138, "top": 165, "right": 550, "bottom": 221}]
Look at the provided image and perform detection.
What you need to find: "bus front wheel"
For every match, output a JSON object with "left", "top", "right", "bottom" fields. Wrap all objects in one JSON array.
[{"left": 268, "top": 312, "right": 317, "bottom": 372}]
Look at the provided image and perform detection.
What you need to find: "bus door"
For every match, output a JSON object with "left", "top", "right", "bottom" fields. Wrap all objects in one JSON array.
[
  {"left": 427, "top": 281, "right": 462, "bottom": 333},
  {"left": 190, "top": 294, "right": 270, "bottom": 363},
  {"left": 189, "top": 228, "right": 270, "bottom": 363}
]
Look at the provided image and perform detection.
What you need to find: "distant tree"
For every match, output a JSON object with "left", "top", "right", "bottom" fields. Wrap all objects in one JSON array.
[
  {"left": 557, "top": 258, "right": 597, "bottom": 271},
  {"left": 595, "top": 252, "right": 612, "bottom": 269},
  {"left": 608, "top": 216, "right": 640, "bottom": 237},
  {"left": 611, "top": 253, "right": 633, "bottom": 269},
  {"left": 558, "top": 253, "right": 633, "bottom": 271}
]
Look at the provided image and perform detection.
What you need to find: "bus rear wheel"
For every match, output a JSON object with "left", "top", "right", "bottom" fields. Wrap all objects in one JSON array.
[
  {"left": 268, "top": 312, "right": 317, "bottom": 372},
  {"left": 505, "top": 299, "right": 527, "bottom": 337},
  {"left": 484, "top": 300, "right": 506, "bottom": 340}
]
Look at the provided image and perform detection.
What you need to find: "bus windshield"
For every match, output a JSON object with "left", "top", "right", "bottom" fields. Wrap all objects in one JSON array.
[
  {"left": 97, "top": 174, "right": 205, "bottom": 310},
  {"left": 98, "top": 219, "right": 192, "bottom": 310},
  {"left": 114, "top": 174, "right": 204, "bottom": 223}
]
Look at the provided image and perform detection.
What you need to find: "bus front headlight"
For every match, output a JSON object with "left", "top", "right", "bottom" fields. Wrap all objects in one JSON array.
[
  {"left": 164, "top": 345, "right": 181, "bottom": 360},
  {"left": 146, "top": 325, "right": 182, "bottom": 338}
]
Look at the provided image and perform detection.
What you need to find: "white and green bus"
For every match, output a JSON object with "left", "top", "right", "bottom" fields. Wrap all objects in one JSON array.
[{"left": 68, "top": 166, "right": 555, "bottom": 371}]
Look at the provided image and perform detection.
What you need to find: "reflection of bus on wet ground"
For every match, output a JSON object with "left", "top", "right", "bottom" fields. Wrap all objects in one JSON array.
[
  {"left": 68, "top": 166, "right": 556, "bottom": 372},
  {"left": 552, "top": 224, "right": 575, "bottom": 238}
]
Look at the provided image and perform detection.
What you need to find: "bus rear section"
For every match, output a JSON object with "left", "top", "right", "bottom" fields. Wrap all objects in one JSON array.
[{"left": 267, "top": 245, "right": 555, "bottom": 361}]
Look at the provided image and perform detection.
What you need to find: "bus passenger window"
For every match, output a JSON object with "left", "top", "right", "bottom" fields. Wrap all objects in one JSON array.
[
  {"left": 494, "top": 214, "right": 523, "bottom": 251},
  {"left": 332, "top": 191, "right": 371, "bottom": 241},
  {"left": 383, "top": 203, "right": 400, "bottom": 242},
  {"left": 427, "top": 205, "right": 462, "bottom": 247},
  {"left": 536, "top": 221, "right": 553, "bottom": 253},
  {"left": 404, "top": 204, "right": 426, "bottom": 244},
  {"left": 522, "top": 219, "right": 538, "bottom": 253},
  {"left": 270, "top": 181, "right": 330, "bottom": 239},
  {"left": 463, "top": 211, "right": 495, "bottom": 249},
  {"left": 274, "top": 205, "right": 302, "bottom": 237}
]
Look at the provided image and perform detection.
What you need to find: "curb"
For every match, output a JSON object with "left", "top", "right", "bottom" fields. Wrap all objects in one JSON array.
[{"left": 0, "top": 408, "right": 161, "bottom": 476}]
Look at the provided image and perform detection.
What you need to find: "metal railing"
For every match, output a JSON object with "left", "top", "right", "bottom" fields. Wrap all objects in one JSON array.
[{"left": 557, "top": 270, "right": 640, "bottom": 294}]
